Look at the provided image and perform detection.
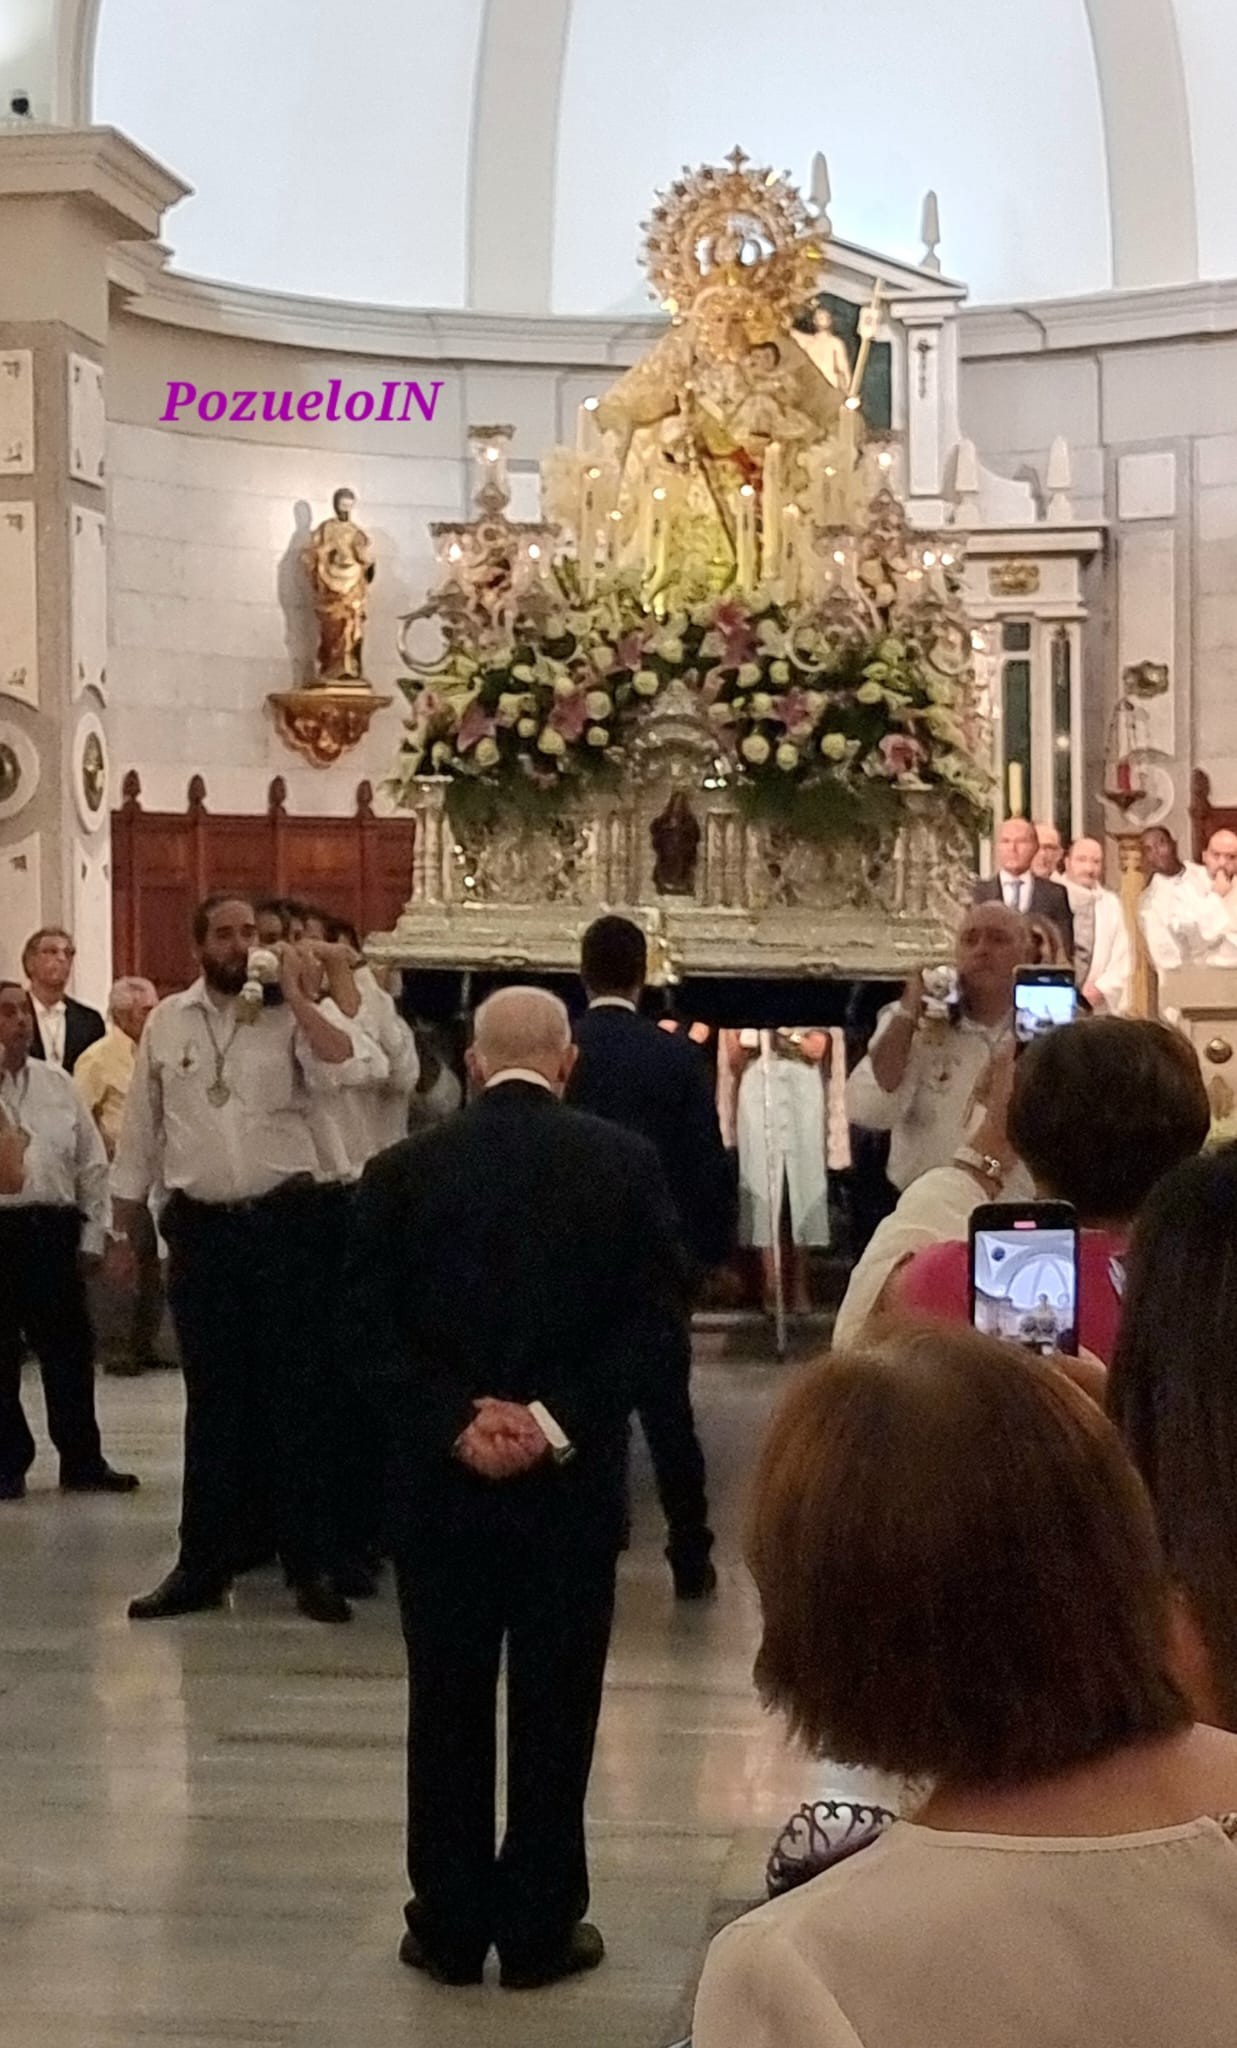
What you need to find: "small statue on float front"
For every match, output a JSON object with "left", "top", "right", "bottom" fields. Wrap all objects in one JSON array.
[
  {"left": 651, "top": 789, "right": 702, "bottom": 896},
  {"left": 304, "top": 486, "right": 375, "bottom": 682}
]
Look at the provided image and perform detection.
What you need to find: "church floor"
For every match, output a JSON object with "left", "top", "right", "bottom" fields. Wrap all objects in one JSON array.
[{"left": 0, "top": 1344, "right": 879, "bottom": 2048}]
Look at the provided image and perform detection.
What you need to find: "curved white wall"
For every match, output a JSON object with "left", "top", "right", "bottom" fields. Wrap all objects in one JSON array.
[
  {"left": 554, "top": 0, "right": 1111, "bottom": 310},
  {"left": 92, "top": 0, "right": 485, "bottom": 305},
  {"left": 1174, "top": 0, "right": 1237, "bottom": 279}
]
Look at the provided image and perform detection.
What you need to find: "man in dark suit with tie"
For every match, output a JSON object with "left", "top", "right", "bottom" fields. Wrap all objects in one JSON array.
[
  {"left": 23, "top": 928, "right": 106, "bottom": 1072},
  {"left": 348, "top": 986, "right": 688, "bottom": 1992},
  {"left": 567, "top": 915, "right": 735, "bottom": 1599},
  {"left": 973, "top": 818, "right": 1074, "bottom": 957}
]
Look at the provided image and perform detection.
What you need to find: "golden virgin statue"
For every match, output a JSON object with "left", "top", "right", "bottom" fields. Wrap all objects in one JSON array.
[
  {"left": 304, "top": 486, "right": 375, "bottom": 682},
  {"left": 593, "top": 149, "right": 847, "bottom": 594}
]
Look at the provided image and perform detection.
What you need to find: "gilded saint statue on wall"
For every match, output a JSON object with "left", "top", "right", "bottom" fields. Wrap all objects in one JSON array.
[{"left": 303, "top": 487, "right": 375, "bottom": 683}]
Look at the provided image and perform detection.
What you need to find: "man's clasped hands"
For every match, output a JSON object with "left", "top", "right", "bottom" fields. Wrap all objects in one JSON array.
[{"left": 454, "top": 1398, "right": 551, "bottom": 1481}]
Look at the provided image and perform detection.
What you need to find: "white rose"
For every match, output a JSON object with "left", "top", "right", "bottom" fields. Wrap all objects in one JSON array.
[
  {"left": 553, "top": 676, "right": 579, "bottom": 699},
  {"left": 517, "top": 717, "right": 537, "bottom": 739},
  {"left": 512, "top": 663, "right": 536, "bottom": 683},
  {"left": 474, "top": 737, "right": 500, "bottom": 770},
  {"left": 776, "top": 741, "right": 800, "bottom": 772},
  {"left": 537, "top": 728, "right": 567, "bottom": 757},
  {"left": 656, "top": 636, "right": 684, "bottom": 664},
  {"left": 633, "top": 669, "right": 660, "bottom": 697},
  {"left": 738, "top": 662, "right": 762, "bottom": 687},
  {"left": 585, "top": 690, "right": 613, "bottom": 720},
  {"left": 769, "top": 660, "right": 791, "bottom": 684},
  {"left": 431, "top": 741, "right": 454, "bottom": 769},
  {"left": 587, "top": 726, "right": 610, "bottom": 748},
  {"left": 741, "top": 733, "right": 771, "bottom": 766},
  {"left": 750, "top": 692, "right": 774, "bottom": 716},
  {"left": 591, "top": 647, "right": 615, "bottom": 672},
  {"left": 820, "top": 731, "right": 848, "bottom": 761}
]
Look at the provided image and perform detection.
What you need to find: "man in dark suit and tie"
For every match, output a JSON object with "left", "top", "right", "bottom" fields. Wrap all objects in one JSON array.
[
  {"left": 973, "top": 818, "right": 1074, "bottom": 957},
  {"left": 348, "top": 987, "right": 688, "bottom": 1992},
  {"left": 23, "top": 928, "right": 106, "bottom": 1072},
  {"left": 568, "top": 915, "right": 735, "bottom": 1599}
]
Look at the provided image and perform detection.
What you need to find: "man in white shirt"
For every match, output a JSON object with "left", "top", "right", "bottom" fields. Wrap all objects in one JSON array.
[
  {"left": 0, "top": 980, "right": 137, "bottom": 1502},
  {"left": 846, "top": 904, "right": 1029, "bottom": 1193},
  {"left": 325, "top": 919, "right": 420, "bottom": 1163},
  {"left": 22, "top": 926, "right": 106, "bottom": 1071},
  {"left": 1137, "top": 825, "right": 1236, "bottom": 977},
  {"left": 1064, "top": 837, "right": 1132, "bottom": 1014},
  {"left": 112, "top": 893, "right": 387, "bottom": 1625},
  {"left": 75, "top": 978, "right": 165, "bottom": 1377}
]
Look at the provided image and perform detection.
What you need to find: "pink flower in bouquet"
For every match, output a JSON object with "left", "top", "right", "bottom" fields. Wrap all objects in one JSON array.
[
  {"left": 878, "top": 732, "right": 925, "bottom": 778},
  {"left": 457, "top": 699, "right": 497, "bottom": 754},
  {"left": 714, "top": 601, "right": 757, "bottom": 666},
  {"left": 773, "top": 688, "right": 814, "bottom": 738},
  {"left": 549, "top": 688, "right": 590, "bottom": 744},
  {"left": 699, "top": 664, "right": 729, "bottom": 706},
  {"left": 615, "top": 630, "right": 646, "bottom": 670}
]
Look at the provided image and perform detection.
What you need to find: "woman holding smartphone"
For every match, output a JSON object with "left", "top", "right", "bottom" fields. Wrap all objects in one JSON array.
[
  {"left": 694, "top": 1326, "right": 1237, "bottom": 2048},
  {"left": 888, "top": 1019, "right": 1209, "bottom": 1365}
]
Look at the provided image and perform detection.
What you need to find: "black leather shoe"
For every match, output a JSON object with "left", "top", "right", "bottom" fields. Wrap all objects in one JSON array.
[
  {"left": 293, "top": 1577, "right": 352, "bottom": 1625},
  {"left": 0, "top": 1474, "right": 26, "bottom": 1502},
  {"left": 500, "top": 1922, "right": 606, "bottom": 1991},
  {"left": 398, "top": 1928, "right": 485, "bottom": 1987},
  {"left": 671, "top": 1558, "right": 718, "bottom": 1601},
  {"left": 128, "top": 1568, "right": 227, "bottom": 1620},
  {"left": 60, "top": 1464, "right": 140, "bottom": 1494}
]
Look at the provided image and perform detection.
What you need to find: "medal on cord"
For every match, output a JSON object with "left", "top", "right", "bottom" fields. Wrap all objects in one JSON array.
[{"left": 202, "top": 1009, "right": 241, "bottom": 1108}]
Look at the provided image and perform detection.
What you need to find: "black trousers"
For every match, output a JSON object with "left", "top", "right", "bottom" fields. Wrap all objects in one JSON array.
[
  {"left": 162, "top": 1179, "right": 339, "bottom": 1586},
  {"left": 634, "top": 1308, "right": 712, "bottom": 1568},
  {"left": 317, "top": 1182, "right": 384, "bottom": 1570},
  {"left": 0, "top": 1207, "right": 104, "bottom": 1483},
  {"left": 396, "top": 1491, "right": 618, "bottom": 1975}
]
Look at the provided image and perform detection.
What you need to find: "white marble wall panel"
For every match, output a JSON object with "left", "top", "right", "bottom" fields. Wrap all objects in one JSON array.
[
  {"left": 1102, "top": 341, "right": 1237, "bottom": 444},
  {"left": 70, "top": 505, "right": 108, "bottom": 700},
  {"left": 0, "top": 831, "right": 41, "bottom": 980},
  {"left": 1117, "top": 451, "right": 1177, "bottom": 521},
  {"left": 68, "top": 354, "right": 106, "bottom": 486},
  {"left": 1117, "top": 528, "right": 1177, "bottom": 755},
  {"left": 960, "top": 356, "right": 1102, "bottom": 460},
  {"left": 0, "top": 348, "right": 34, "bottom": 473},
  {"left": 0, "top": 502, "right": 38, "bottom": 706},
  {"left": 71, "top": 836, "right": 111, "bottom": 1008}
]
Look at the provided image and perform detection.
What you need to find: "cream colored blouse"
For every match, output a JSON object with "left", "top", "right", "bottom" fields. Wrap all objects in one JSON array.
[{"left": 693, "top": 1817, "right": 1237, "bottom": 2048}]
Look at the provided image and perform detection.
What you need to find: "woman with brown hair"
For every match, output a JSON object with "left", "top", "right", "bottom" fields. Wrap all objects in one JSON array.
[
  {"left": 1108, "top": 1145, "right": 1237, "bottom": 1730},
  {"left": 693, "top": 1324, "right": 1237, "bottom": 2048}
]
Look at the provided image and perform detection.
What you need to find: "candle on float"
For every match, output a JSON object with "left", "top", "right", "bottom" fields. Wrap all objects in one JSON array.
[
  {"left": 578, "top": 471, "right": 599, "bottom": 596},
  {"left": 1008, "top": 762, "right": 1025, "bottom": 819},
  {"left": 576, "top": 395, "right": 600, "bottom": 456},
  {"left": 642, "top": 482, "right": 672, "bottom": 588},
  {"left": 779, "top": 501, "right": 802, "bottom": 603},
  {"left": 760, "top": 444, "right": 783, "bottom": 585},
  {"left": 735, "top": 483, "right": 758, "bottom": 594}
]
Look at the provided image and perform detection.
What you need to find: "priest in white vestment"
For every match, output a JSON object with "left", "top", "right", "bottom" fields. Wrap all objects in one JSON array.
[
  {"left": 1138, "top": 826, "right": 1237, "bottom": 977},
  {"left": 1064, "top": 837, "right": 1131, "bottom": 1013}
]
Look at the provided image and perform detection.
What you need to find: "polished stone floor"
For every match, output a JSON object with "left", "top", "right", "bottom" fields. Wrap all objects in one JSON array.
[{"left": 0, "top": 1345, "right": 879, "bottom": 2048}]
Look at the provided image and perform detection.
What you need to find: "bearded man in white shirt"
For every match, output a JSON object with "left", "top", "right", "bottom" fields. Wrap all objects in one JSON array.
[
  {"left": 111, "top": 893, "right": 388, "bottom": 1625},
  {"left": 0, "top": 980, "right": 137, "bottom": 1501},
  {"left": 1064, "top": 837, "right": 1132, "bottom": 1014}
]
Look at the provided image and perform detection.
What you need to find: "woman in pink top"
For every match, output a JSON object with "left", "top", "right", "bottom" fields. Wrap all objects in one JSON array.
[{"left": 890, "top": 1017, "right": 1209, "bottom": 1365}]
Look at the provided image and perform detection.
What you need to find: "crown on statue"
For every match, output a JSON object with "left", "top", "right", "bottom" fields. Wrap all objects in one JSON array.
[{"left": 640, "top": 145, "right": 826, "bottom": 337}]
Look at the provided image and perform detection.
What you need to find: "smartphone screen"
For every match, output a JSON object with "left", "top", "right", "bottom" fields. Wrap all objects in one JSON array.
[
  {"left": 970, "top": 1208, "right": 1079, "bottom": 1355},
  {"left": 1014, "top": 970, "right": 1078, "bottom": 1046}
]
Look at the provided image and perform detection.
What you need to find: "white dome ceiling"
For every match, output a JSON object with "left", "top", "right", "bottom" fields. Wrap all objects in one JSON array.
[{"left": 64, "top": 0, "right": 1237, "bottom": 309}]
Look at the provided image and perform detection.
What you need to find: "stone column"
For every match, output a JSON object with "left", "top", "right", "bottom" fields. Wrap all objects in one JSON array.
[{"left": 0, "top": 128, "right": 187, "bottom": 1002}]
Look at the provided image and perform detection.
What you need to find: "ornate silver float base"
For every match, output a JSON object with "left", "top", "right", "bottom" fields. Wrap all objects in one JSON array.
[{"left": 367, "top": 775, "right": 974, "bottom": 981}]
